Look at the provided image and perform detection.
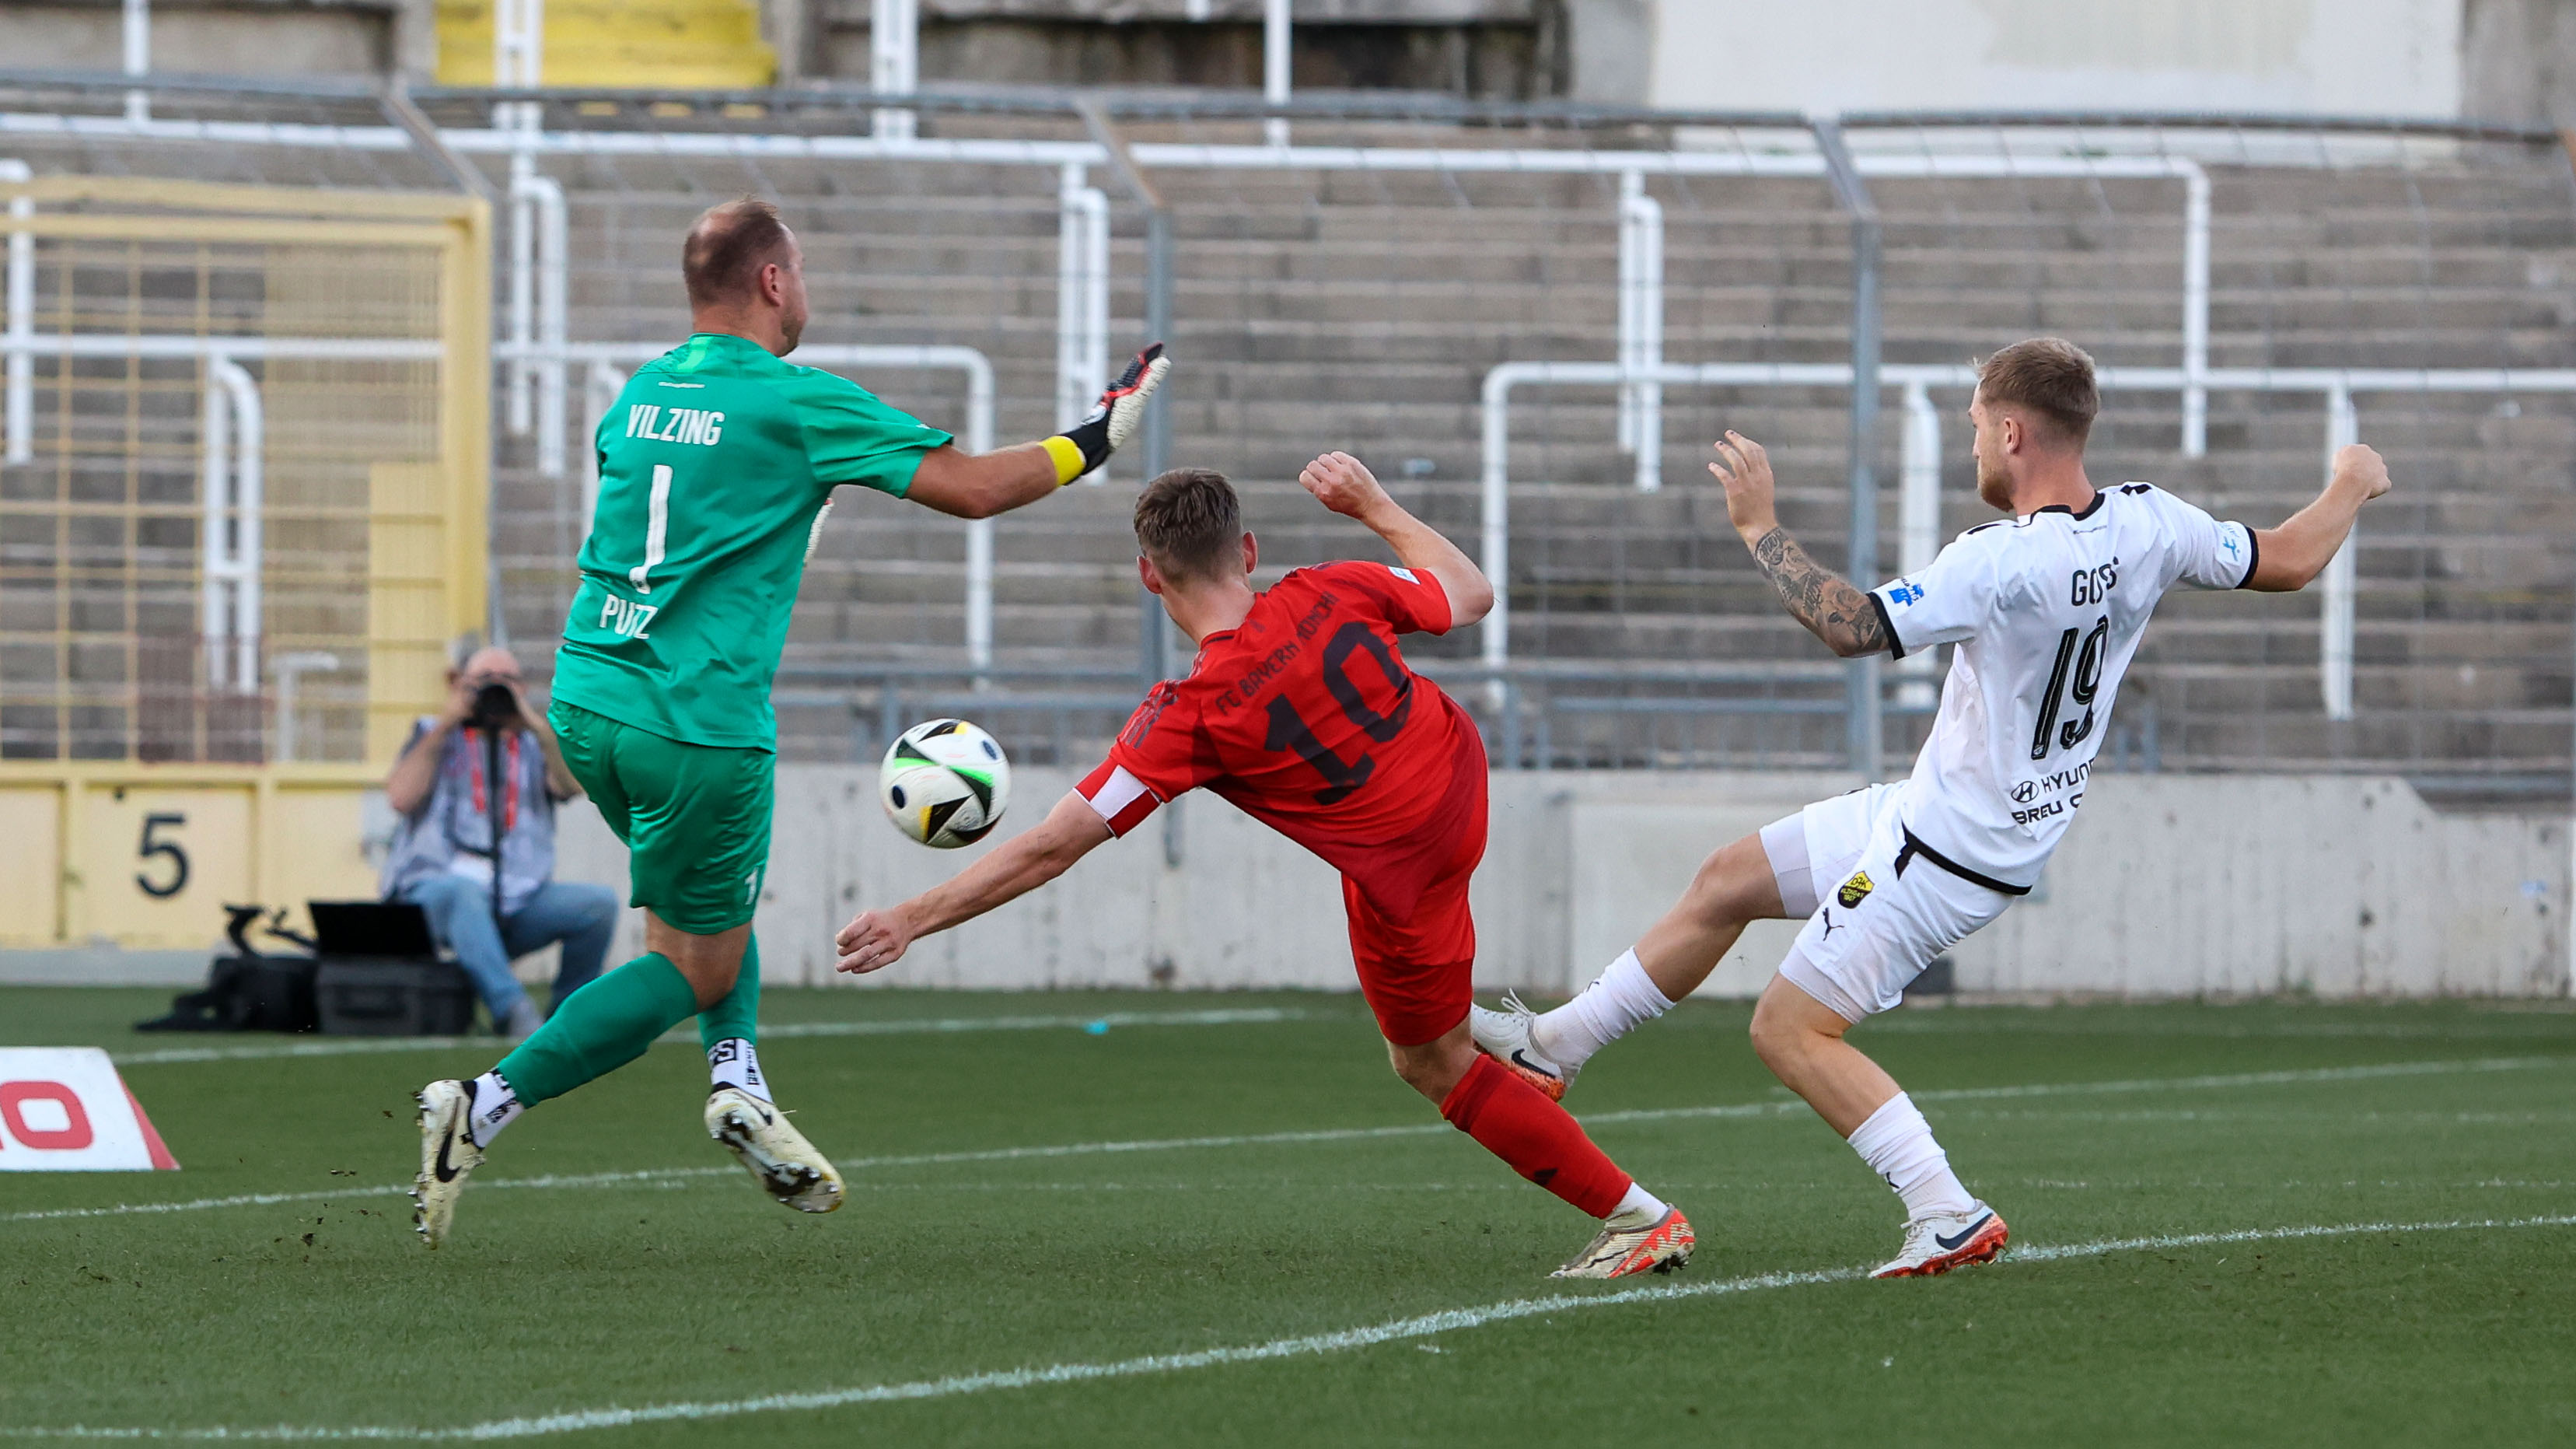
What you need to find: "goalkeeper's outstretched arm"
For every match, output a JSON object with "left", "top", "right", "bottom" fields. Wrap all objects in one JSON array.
[{"left": 904, "top": 343, "right": 1172, "bottom": 519}]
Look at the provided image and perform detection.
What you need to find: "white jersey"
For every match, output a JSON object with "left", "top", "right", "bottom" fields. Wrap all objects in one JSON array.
[{"left": 1865, "top": 483, "right": 2259, "bottom": 890}]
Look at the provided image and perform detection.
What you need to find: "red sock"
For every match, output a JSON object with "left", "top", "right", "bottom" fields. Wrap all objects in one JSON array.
[{"left": 1439, "top": 1055, "right": 1633, "bottom": 1217}]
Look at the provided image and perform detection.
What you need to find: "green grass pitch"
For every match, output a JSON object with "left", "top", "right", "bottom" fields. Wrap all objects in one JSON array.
[{"left": 4, "top": 985, "right": 2574, "bottom": 1445}]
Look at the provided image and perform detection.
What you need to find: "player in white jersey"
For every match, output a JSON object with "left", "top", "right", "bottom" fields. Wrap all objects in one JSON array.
[{"left": 1470, "top": 337, "right": 2393, "bottom": 1278}]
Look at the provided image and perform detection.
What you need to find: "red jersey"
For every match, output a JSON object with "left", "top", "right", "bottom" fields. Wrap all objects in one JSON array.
[{"left": 1078, "top": 561, "right": 1487, "bottom": 917}]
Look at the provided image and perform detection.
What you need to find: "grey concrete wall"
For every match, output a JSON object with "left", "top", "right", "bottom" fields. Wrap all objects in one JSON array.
[
  {"left": 6, "top": 769, "right": 2560, "bottom": 995},
  {"left": 1960, "top": 775, "right": 2569, "bottom": 998},
  {"left": 0, "top": 948, "right": 219, "bottom": 987},
  {"left": 0, "top": 2, "right": 397, "bottom": 79},
  {"left": 1652, "top": 0, "right": 2463, "bottom": 116},
  {"left": 1562, "top": 0, "right": 1647, "bottom": 104},
  {"left": 2461, "top": 0, "right": 2576, "bottom": 127},
  {"left": 551, "top": 768, "right": 2572, "bottom": 1001}
]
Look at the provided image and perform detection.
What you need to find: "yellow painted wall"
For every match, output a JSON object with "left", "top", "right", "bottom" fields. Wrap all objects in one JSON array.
[
  {"left": 0, "top": 177, "right": 489, "bottom": 775},
  {"left": 0, "top": 767, "right": 379, "bottom": 950},
  {"left": 0, "top": 791, "right": 64, "bottom": 944},
  {"left": 436, "top": 0, "right": 776, "bottom": 88},
  {"left": 370, "top": 462, "right": 463, "bottom": 765},
  {"left": 0, "top": 180, "right": 486, "bottom": 951}
]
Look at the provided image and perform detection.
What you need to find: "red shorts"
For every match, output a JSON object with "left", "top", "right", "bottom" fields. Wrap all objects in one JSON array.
[{"left": 1341, "top": 793, "right": 1487, "bottom": 1048}]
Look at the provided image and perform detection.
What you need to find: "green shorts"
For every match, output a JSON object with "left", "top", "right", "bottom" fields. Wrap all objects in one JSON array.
[{"left": 550, "top": 701, "right": 774, "bottom": 936}]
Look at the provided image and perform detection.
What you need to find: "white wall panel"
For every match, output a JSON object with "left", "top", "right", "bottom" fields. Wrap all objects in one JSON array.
[
  {"left": 553, "top": 768, "right": 2569, "bottom": 1002},
  {"left": 1649, "top": 0, "right": 2462, "bottom": 119}
]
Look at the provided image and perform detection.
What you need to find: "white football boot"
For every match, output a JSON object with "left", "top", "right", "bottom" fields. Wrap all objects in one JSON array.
[
  {"left": 1871, "top": 1202, "right": 2009, "bottom": 1279},
  {"left": 705, "top": 1087, "right": 844, "bottom": 1213},
  {"left": 411, "top": 1079, "right": 486, "bottom": 1250},
  {"left": 1551, "top": 1207, "right": 1695, "bottom": 1279},
  {"left": 1468, "top": 992, "right": 1578, "bottom": 1102}
]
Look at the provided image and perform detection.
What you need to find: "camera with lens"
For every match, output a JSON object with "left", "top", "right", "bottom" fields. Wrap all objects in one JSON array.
[{"left": 470, "top": 681, "right": 520, "bottom": 731}]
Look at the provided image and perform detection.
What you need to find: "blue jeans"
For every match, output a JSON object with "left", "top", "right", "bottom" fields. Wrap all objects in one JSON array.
[{"left": 397, "top": 875, "right": 622, "bottom": 1021}]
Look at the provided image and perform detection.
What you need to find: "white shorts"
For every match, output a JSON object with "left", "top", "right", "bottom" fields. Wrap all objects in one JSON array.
[{"left": 1757, "top": 781, "right": 2016, "bottom": 1023}]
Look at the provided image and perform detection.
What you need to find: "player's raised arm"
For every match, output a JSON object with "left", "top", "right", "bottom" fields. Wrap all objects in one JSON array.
[
  {"left": 904, "top": 345, "right": 1173, "bottom": 519},
  {"left": 834, "top": 790, "right": 1113, "bottom": 973},
  {"left": 1297, "top": 450, "right": 1495, "bottom": 627},
  {"left": 1709, "top": 432, "right": 1891, "bottom": 659},
  {"left": 2241, "top": 443, "right": 2394, "bottom": 592}
]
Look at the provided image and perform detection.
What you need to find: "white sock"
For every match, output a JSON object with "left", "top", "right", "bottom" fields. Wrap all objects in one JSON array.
[
  {"left": 1846, "top": 1092, "right": 1975, "bottom": 1221},
  {"left": 1533, "top": 949, "right": 1675, "bottom": 1069},
  {"left": 466, "top": 1071, "right": 523, "bottom": 1148},
  {"left": 1606, "top": 1179, "right": 1669, "bottom": 1229},
  {"left": 708, "top": 1038, "right": 771, "bottom": 1102}
]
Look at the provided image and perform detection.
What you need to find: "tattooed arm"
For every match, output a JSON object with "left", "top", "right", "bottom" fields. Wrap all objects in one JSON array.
[
  {"left": 1745, "top": 527, "right": 1891, "bottom": 657},
  {"left": 1709, "top": 432, "right": 1893, "bottom": 660}
]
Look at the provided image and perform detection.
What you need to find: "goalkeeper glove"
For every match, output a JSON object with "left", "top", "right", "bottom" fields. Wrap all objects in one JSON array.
[{"left": 1043, "top": 342, "right": 1170, "bottom": 485}]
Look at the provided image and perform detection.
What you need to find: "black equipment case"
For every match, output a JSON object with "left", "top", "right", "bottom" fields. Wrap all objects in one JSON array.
[{"left": 309, "top": 901, "right": 477, "bottom": 1037}]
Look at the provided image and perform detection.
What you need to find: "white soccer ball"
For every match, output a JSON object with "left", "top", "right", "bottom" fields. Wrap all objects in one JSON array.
[{"left": 879, "top": 719, "right": 1011, "bottom": 849}]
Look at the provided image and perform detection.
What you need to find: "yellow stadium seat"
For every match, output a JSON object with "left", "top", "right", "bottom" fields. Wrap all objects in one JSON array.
[{"left": 435, "top": 0, "right": 778, "bottom": 89}]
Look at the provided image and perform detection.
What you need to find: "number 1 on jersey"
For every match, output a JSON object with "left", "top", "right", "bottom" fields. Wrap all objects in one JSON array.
[{"left": 631, "top": 463, "right": 673, "bottom": 594}]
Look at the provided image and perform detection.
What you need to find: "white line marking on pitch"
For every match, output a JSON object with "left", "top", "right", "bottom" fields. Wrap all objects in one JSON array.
[
  {"left": 1581, "top": 1054, "right": 2572, "bottom": 1128},
  {"left": 107, "top": 1007, "right": 1319, "bottom": 1066},
  {"left": 8, "top": 1055, "right": 2564, "bottom": 1227},
  {"left": 6, "top": 1213, "right": 2570, "bottom": 1440}
]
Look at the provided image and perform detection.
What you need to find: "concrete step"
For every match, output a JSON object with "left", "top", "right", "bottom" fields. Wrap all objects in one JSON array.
[{"left": 476, "top": 149, "right": 2576, "bottom": 780}]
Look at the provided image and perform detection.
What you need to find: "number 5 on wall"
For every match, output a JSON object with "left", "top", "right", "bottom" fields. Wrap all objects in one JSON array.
[{"left": 135, "top": 811, "right": 189, "bottom": 899}]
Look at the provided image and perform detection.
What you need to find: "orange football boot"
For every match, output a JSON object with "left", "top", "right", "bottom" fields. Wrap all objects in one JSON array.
[{"left": 1552, "top": 1207, "right": 1695, "bottom": 1279}]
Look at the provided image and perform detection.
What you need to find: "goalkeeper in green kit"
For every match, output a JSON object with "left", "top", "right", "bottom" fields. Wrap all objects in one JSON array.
[{"left": 411, "top": 199, "right": 1168, "bottom": 1246}]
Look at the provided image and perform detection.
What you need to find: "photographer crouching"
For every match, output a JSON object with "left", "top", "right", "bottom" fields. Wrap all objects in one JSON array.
[{"left": 382, "top": 642, "right": 622, "bottom": 1039}]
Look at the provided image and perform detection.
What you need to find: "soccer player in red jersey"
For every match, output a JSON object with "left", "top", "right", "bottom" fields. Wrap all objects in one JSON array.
[{"left": 835, "top": 455, "right": 1691, "bottom": 1277}]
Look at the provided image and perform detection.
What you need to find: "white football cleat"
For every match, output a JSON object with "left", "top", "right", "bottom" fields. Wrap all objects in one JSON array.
[
  {"left": 411, "top": 1078, "right": 486, "bottom": 1250},
  {"left": 1872, "top": 1202, "right": 2009, "bottom": 1279},
  {"left": 1469, "top": 992, "right": 1577, "bottom": 1101},
  {"left": 1551, "top": 1206, "right": 1694, "bottom": 1279},
  {"left": 706, "top": 1087, "right": 844, "bottom": 1214}
]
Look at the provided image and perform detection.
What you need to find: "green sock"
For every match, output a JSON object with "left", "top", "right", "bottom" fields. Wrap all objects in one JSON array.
[
  {"left": 699, "top": 934, "right": 767, "bottom": 1099},
  {"left": 493, "top": 952, "right": 698, "bottom": 1106},
  {"left": 698, "top": 932, "right": 760, "bottom": 1052}
]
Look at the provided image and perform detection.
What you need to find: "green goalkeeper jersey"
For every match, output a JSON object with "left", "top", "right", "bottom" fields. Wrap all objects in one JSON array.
[{"left": 551, "top": 332, "right": 952, "bottom": 751}]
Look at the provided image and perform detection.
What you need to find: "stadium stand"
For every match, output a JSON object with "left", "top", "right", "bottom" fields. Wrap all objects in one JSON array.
[
  {"left": 0, "top": 82, "right": 2570, "bottom": 793},
  {"left": 464, "top": 114, "right": 2576, "bottom": 789}
]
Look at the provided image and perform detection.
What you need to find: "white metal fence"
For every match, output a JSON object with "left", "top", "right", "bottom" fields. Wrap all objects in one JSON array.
[{"left": 0, "top": 75, "right": 2569, "bottom": 797}]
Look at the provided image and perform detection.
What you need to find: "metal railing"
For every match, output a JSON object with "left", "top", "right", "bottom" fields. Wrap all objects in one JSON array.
[
  {"left": 791, "top": 660, "right": 2015, "bottom": 777},
  {"left": 0, "top": 74, "right": 2569, "bottom": 792}
]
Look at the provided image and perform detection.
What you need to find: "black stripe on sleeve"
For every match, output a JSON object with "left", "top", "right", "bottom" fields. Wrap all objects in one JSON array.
[
  {"left": 2234, "top": 527, "right": 2263, "bottom": 590},
  {"left": 1868, "top": 590, "right": 1906, "bottom": 660}
]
